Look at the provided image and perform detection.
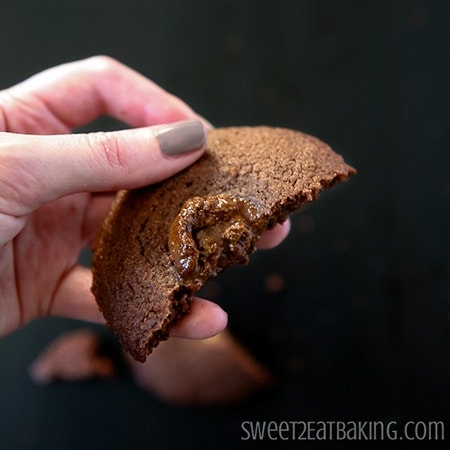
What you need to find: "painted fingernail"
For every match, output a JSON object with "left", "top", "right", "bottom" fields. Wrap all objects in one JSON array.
[{"left": 155, "top": 120, "right": 207, "bottom": 156}]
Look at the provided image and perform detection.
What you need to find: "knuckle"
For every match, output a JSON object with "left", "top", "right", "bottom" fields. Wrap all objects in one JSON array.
[
  {"left": 83, "top": 55, "right": 122, "bottom": 78},
  {"left": 86, "top": 131, "right": 128, "bottom": 173}
]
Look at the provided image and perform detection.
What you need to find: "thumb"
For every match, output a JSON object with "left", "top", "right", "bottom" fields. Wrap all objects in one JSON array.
[{"left": 0, "top": 120, "right": 206, "bottom": 216}]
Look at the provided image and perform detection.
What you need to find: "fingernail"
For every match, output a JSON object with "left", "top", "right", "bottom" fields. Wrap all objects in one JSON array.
[{"left": 155, "top": 120, "right": 207, "bottom": 156}]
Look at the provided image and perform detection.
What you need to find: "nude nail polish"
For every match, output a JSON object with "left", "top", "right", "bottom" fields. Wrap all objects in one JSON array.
[{"left": 155, "top": 120, "right": 207, "bottom": 156}]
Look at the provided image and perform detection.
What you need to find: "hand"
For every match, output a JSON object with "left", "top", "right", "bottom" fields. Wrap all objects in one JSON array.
[{"left": 0, "top": 56, "right": 290, "bottom": 340}]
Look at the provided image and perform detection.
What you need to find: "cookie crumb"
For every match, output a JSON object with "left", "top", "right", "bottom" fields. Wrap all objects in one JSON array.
[
  {"left": 29, "top": 329, "right": 116, "bottom": 384},
  {"left": 265, "top": 273, "right": 286, "bottom": 293}
]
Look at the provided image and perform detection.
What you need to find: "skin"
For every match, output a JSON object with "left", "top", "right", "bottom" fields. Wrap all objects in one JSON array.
[{"left": 0, "top": 56, "right": 290, "bottom": 340}]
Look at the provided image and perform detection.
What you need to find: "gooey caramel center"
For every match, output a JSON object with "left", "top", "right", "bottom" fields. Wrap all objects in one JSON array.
[{"left": 168, "top": 194, "right": 266, "bottom": 291}]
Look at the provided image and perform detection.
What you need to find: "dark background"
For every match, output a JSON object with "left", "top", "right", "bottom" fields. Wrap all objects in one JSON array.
[{"left": 0, "top": 1, "right": 449, "bottom": 449}]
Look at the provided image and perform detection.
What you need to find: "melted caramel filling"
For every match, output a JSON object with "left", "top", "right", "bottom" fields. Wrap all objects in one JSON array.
[{"left": 168, "top": 194, "right": 265, "bottom": 290}]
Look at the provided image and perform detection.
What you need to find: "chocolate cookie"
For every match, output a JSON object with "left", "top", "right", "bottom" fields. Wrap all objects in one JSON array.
[
  {"left": 91, "top": 126, "right": 355, "bottom": 362},
  {"left": 29, "top": 330, "right": 116, "bottom": 384},
  {"left": 127, "top": 330, "right": 273, "bottom": 405}
]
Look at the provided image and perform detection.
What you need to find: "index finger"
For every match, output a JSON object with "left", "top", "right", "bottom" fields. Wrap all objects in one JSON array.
[{"left": 3, "top": 56, "right": 206, "bottom": 131}]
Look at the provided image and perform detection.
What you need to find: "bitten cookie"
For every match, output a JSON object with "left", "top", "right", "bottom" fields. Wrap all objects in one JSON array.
[{"left": 91, "top": 126, "right": 355, "bottom": 362}]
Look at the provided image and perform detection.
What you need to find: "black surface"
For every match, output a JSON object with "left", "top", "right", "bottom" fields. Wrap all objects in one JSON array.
[{"left": 0, "top": 1, "right": 449, "bottom": 449}]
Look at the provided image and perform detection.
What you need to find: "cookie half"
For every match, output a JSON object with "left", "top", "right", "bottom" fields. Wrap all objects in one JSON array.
[{"left": 91, "top": 126, "right": 355, "bottom": 361}]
